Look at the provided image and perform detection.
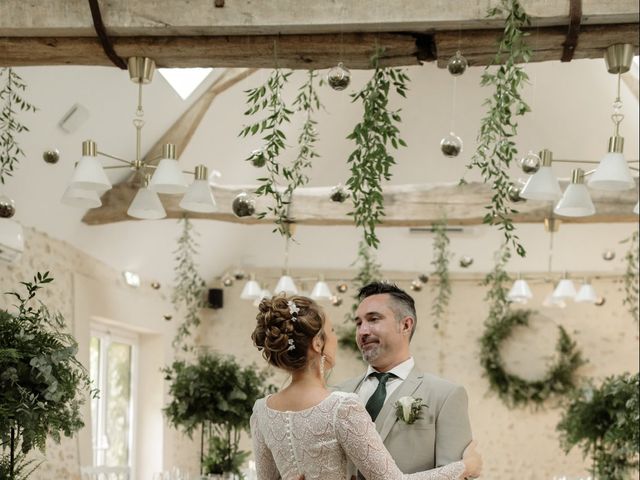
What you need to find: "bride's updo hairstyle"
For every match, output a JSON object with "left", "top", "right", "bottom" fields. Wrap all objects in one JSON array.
[{"left": 252, "top": 294, "right": 326, "bottom": 371}]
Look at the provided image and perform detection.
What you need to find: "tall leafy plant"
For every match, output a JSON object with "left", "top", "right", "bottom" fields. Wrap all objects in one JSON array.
[
  {"left": 163, "top": 353, "right": 273, "bottom": 476},
  {"left": 464, "top": 0, "right": 532, "bottom": 257},
  {"left": 0, "top": 68, "right": 36, "bottom": 184},
  {"left": 621, "top": 231, "right": 639, "bottom": 323},
  {"left": 0, "top": 272, "right": 93, "bottom": 480},
  {"left": 172, "top": 217, "right": 207, "bottom": 352},
  {"left": 557, "top": 373, "right": 639, "bottom": 479},
  {"left": 430, "top": 219, "right": 452, "bottom": 329},
  {"left": 346, "top": 48, "right": 409, "bottom": 249}
]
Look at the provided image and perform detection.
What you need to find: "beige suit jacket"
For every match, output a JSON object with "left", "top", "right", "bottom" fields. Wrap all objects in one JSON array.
[{"left": 337, "top": 367, "right": 472, "bottom": 474}]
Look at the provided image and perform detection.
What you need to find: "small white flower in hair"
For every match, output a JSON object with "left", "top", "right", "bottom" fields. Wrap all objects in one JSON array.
[
  {"left": 288, "top": 300, "right": 300, "bottom": 320},
  {"left": 287, "top": 339, "right": 296, "bottom": 351}
]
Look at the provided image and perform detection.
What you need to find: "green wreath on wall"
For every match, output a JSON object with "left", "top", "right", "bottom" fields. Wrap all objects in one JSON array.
[{"left": 480, "top": 309, "right": 585, "bottom": 408}]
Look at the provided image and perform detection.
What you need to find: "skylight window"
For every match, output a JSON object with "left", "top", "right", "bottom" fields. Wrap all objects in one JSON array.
[{"left": 158, "top": 68, "right": 214, "bottom": 100}]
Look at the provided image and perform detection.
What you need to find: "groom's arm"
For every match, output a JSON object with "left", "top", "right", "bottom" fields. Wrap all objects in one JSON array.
[{"left": 434, "top": 385, "right": 473, "bottom": 467}]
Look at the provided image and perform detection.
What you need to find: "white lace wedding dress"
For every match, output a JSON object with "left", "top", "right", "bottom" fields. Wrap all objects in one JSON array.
[{"left": 250, "top": 391, "right": 465, "bottom": 480}]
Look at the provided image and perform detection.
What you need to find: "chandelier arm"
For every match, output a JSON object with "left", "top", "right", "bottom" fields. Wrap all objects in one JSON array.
[{"left": 96, "top": 151, "right": 133, "bottom": 165}]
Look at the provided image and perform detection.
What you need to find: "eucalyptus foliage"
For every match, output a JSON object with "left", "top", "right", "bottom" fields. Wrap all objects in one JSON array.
[
  {"left": 465, "top": 0, "right": 532, "bottom": 257},
  {"left": 0, "top": 272, "right": 93, "bottom": 479},
  {"left": 430, "top": 219, "right": 452, "bottom": 329},
  {"left": 484, "top": 244, "right": 512, "bottom": 322},
  {"left": 338, "top": 241, "right": 382, "bottom": 353},
  {"left": 621, "top": 231, "right": 639, "bottom": 323},
  {"left": 163, "top": 353, "right": 273, "bottom": 475},
  {"left": 557, "top": 373, "right": 639, "bottom": 479},
  {"left": 0, "top": 68, "right": 36, "bottom": 185},
  {"left": 172, "top": 217, "right": 207, "bottom": 352},
  {"left": 346, "top": 49, "right": 409, "bottom": 249}
]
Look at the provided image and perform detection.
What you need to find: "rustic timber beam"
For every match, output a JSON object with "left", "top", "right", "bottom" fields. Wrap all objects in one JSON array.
[{"left": 81, "top": 180, "right": 639, "bottom": 226}]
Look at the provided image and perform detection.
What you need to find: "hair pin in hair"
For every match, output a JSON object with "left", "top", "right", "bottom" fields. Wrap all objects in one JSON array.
[
  {"left": 288, "top": 300, "right": 300, "bottom": 321},
  {"left": 287, "top": 339, "right": 296, "bottom": 351}
]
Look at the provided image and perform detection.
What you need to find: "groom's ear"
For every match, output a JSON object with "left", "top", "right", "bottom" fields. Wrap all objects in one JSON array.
[{"left": 400, "top": 317, "right": 414, "bottom": 336}]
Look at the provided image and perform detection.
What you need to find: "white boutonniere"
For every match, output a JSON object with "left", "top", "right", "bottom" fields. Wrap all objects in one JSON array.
[{"left": 394, "top": 396, "right": 426, "bottom": 424}]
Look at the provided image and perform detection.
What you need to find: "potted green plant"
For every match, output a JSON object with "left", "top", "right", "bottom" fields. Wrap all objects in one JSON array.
[
  {"left": 163, "top": 352, "right": 273, "bottom": 478},
  {"left": 0, "top": 272, "right": 94, "bottom": 480}
]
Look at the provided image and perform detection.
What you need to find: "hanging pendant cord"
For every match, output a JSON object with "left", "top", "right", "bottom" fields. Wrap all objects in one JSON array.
[
  {"left": 87, "top": 0, "right": 128, "bottom": 69},
  {"left": 561, "top": 0, "right": 582, "bottom": 62}
]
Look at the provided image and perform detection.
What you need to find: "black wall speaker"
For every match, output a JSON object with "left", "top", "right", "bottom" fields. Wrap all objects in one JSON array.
[{"left": 208, "top": 288, "right": 224, "bottom": 309}]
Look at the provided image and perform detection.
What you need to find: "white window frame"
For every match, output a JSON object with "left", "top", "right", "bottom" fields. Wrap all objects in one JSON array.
[{"left": 90, "top": 323, "right": 139, "bottom": 477}]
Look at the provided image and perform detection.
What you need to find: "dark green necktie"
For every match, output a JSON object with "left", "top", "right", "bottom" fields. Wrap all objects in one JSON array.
[{"left": 365, "top": 372, "right": 395, "bottom": 421}]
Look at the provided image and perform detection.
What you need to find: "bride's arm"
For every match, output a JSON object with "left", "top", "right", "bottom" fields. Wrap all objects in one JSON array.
[
  {"left": 334, "top": 395, "right": 472, "bottom": 480},
  {"left": 250, "top": 412, "right": 281, "bottom": 480}
]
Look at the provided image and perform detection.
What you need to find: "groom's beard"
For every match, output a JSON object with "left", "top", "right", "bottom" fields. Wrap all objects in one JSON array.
[{"left": 361, "top": 343, "right": 383, "bottom": 364}]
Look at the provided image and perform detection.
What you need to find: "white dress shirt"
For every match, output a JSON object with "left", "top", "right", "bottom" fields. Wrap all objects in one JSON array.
[{"left": 357, "top": 357, "right": 415, "bottom": 407}]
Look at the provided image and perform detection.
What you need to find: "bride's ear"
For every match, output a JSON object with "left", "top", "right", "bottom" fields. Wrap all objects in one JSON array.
[{"left": 311, "top": 335, "right": 324, "bottom": 354}]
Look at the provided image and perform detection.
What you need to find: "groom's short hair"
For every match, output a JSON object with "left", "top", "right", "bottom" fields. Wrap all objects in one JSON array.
[{"left": 358, "top": 282, "right": 417, "bottom": 339}]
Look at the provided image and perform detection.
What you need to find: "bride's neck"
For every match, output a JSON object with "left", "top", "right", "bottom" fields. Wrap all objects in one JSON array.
[{"left": 290, "top": 366, "right": 325, "bottom": 389}]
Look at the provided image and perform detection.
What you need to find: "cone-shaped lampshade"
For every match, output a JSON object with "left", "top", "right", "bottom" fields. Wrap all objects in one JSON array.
[
  {"left": 0, "top": 218, "right": 24, "bottom": 261},
  {"left": 543, "top": 293, "right": 566, "bottom": 309},
  {"left": 180, "top": 179, "right": 216, "bottom": 213},
  {"left": 253, "top": 289, "right": 273, "bottom": 307},
  {"left": 127, "top": 187, "right": 166, "bottom": 219},
  {"left": 552, "top": 279, "right": 577, "bottom": 300},
  {"left": 588, "top": 149, "right": 635, "bottom": 191},
  {"left": 70, "top": 155, "right": 111, "bottom": 192},
  {"left": 575, "top": 283, "right": 598, "bottom": 303},
  {"left": 240, "top": 278, "right": 262, "bottom": 300},
  {"left": 554, "top": 184, "right": 596, "bottom": 217},
  {"left": 507, "top": 279, "right": 533, "bottom": 303},
  {"left": 310, "top": 280, "right": 333, "bottom": 301},
  {"left": 149, "top": 145, "right": 188, "bottom": 194},
  {"left": 275, "top": 275, "right": 298, "bottom": 295},
  {"left": 520, "top": 166, "right": 562, "bottom": 201},
  {"left": 61, "top": 186, "right": 102, "bottom": 208}
]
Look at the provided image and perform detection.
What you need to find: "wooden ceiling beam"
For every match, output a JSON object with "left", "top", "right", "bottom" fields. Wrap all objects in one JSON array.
[{"left": 81, "top": 181, "right": 639, "bottom": 226}]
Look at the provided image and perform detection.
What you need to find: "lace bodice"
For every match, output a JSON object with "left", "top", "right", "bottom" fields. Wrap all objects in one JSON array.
[{"left": 250, "top": 391, "right": 465, "bottom": 480}]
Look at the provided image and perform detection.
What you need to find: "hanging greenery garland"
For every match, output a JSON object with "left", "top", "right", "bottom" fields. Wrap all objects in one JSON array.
[
  {"left": 346, "top": 47, "right": 409, "bottom": 249},
  {"left": 1, "top": 68, "right": 37, "bottom": 184},
  {"left": 430, "top": 218, "right": 452, "bottom": 329},
  {"left": 480, "top": 309, "right": 585, "bottom": 408},
  {"left": 463, "top": 0, "right": 532, "bottom": 257},
  {"left": 172, "top": 216, "right": 207, "bottom": 352},
  {"left": 338, "top": 240, "right": 382, "bottom": 353},
  {"left": 621, "top": 231, "right": 639, "bottom": 323}
]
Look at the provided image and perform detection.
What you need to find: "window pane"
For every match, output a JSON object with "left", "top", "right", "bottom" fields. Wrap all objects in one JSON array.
[{"left": 105, "top": 341, "right": 132, "bottom": 466}]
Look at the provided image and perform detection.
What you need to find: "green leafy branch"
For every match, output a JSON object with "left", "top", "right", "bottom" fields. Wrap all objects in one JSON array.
[
  {"left": 1, "top": 68, "right": 37, "bottom": 184},
  {"left": 430, "top": 219, "right": 452, "bottom": 329},
  {"left": 621, "top": 231, "right": 639, "bottom": 323},
  {"left": 240, "top": 69, "right": 296, "bottom": 236},
  {"left": 172, "top": 217, "right": 207, "bottom": 352},
  {"left": 339, "top": 240, "right": 382, "bottom": 352},
  {"left": 346, "top": 49, "right": 409, "bottom": 248},
  {"left": 464, "top": 0, "right": 532, "bottom": 257},
  {"left": 484, "top": 244, "right": 512, "bottom": 322}
]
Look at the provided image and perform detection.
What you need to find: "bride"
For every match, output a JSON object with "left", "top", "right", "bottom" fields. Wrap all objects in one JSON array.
[{"left": 250, "top": 294, "right": 482, "bottom": 480}]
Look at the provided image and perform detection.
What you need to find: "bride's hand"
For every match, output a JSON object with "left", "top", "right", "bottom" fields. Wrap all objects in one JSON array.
[{"left": 462, "top": 440, "right": 482, "bottom": 478}]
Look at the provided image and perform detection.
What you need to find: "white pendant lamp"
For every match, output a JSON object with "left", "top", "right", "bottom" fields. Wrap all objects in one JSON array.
[
  {"left": 554, "top": 169, "right": 596, "bottom": 217},
  {"left": 127, "top": 177, "right": 166, "bottom": 220},
  {"left": 149, "top": 144, "right": 188, "bottom": 194},
  {"left": 507, "top": 278, "right": 533, "bottom": 304},
  {"left": 575, "top": 282, "right": 598, "bottom": 303},
  {"left": 310, "top": 278, "right": 333, "bottom": 301},
  {"left": 69, "top": 140, "right": 111, "bottom": 192},
  {"left": 520, "top": 149, "right": 562, "bottom": 201},
  {"left": 61, "top": 186, "right": 102, "bottom": 208},
  {"left": 543, "top": 293, "right": 567, "bottom": 309},
  {"left": 253, "top": 288, "right": 273, "bottom": 307},
  {"left": 240, "top": 276, "right": 262, "bottom": 300},
  {"left": 180, "top": 165, "right": 216, "bottom": 213},
  {"left": 588, "top": 145, "right": 634, "bottom": 191},
  {"left": 0, "top": 217, "right": 24, "bottom": 263},
  {"left": 552, "top": 277, "right": 577, "bottom": 300},
  {"left": 275, "top": 275, "right": 298, "bottom": 295}
]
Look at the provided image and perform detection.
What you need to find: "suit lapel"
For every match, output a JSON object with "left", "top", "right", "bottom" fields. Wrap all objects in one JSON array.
[
  {"left": 377, "top": 368, "right": 424, "bottom": 442},
  {"left": 338, "top": 372, "right": 368, "bottom": 394}
]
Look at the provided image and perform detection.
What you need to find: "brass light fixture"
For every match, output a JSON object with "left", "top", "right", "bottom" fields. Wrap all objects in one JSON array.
[{"left": 64, "top": 57, "right": 216, "bottom": 219}]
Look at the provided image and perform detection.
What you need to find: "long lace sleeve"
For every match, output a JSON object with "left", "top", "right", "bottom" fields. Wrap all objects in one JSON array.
[
  {"left": 334, "top": 395, "right": 466, "bottom": 480},
  {"left": 250, "top": 407, "right": 280, "bottom": 480}
]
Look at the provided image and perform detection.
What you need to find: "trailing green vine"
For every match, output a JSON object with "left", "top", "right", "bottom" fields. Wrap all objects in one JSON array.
[
  {"left": 621, "top": 231, "right": 639, "bottom": 323},
  {"left": 1, "top": 68, "right": 37, "bottom": 184},
  {"left": 339, "top": 240, "right": 382, "bottom": 352},
  {"left": 557, "top": 373, "right": 639, "bottom": 479},
  {"left": 430, "top": 219, "right": 452, "bottom": 329},
  {"left": 240, "top": 70, "right": 322, "bottom": 237},
  {"left": 172, "top": 216, "right": 207, "bottom": 352},
  {"left": 464, "top": 0, "right": 532, "bottom": 257},
  {"left": 346, "top": 48, "right": 409, "bottom": 248},
  {"left": 484, "top": 244, "right": 512, "bottom": 322}
]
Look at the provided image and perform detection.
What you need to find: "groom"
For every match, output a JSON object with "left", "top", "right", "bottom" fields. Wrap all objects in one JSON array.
[{"left": 340, "top": 281, "right": 472, "bottom": 476}]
